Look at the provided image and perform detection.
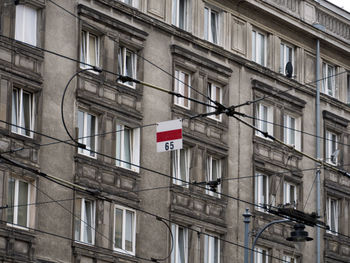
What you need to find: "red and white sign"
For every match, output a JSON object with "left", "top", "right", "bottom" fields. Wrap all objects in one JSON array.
[{"left": 156, "top": 119, "right": 183, "bottom": 152}]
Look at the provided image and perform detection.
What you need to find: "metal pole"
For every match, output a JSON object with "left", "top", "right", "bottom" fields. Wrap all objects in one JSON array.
[
  {"left": 243, "top": 208, "right": 251, "bottom": 263},
  {"left": 250, "top": 219, "right": 290, "bottom": 263},
  {"left": 316, "top": 37, "right": 321, "bottom": 263}
]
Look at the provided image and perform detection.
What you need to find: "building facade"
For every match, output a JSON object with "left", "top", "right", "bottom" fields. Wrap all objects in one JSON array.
[{"left": 0, "top": 0, "right": 350, "bottom": 262}]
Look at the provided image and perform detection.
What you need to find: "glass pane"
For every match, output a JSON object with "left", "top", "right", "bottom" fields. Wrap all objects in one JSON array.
[
  {"left": 290, "top": 117, "right": 295, "bottom": 145},
  {"left": 204, "top": 8, "right": 209, "bottom": 40},
  {"left": 17, "top": 181, "right": 28, "bottom": 227},
  {"left": 183, "top": 73, "right": 189, "bottom": 107},
  {"left": 74, "top": 199, "right": 82, "bottom": 241},
  {"left": 84, "top": 200, "right": 93, "bottom": 243},
  {"left": 78, "top": 111, "right": 84, "bottom": 145},
  {"left": 125, "top": 210, "right": 134, "bottom": 252},
  {"left": 252, "top": 31, "right": 256, "bottom": 62},
  {"left": 171, "top": 224, "right": 176, "bottom": 263},
  {"left": 211, "top": 11, "right": 217, "bottom": 43},
  {"left": 259, "top": 33, "right": 265, "bottom": 65},
  {"left": 125, "top": 50, "right": 134, "bottom": 86},
  {"left": 116, "top": 124, "right": 122, "bottom": 166},
  {"left": 290, "top": 185, "right": 295, "bottom": 203},
  {"left": 172, "top": 151, "right": 179, "bottom": 183},
  {"left": 23, "top": 6, "right": 37, "bottom": 46},
  {"left": 118, "top": 48, "right": 123, "bottom": 75},
  {"left": 90, "top": 115, "right": 96, "bottom": 155},
  {"left": 114, "top": 208, "right": 123, "bottom": 249},
  {"left": 214, "top": 237, "right": 219, "bottom": 263},
  {"left": 287, "top": 46, "right": 293, "bottom": 62},
  {"left": 86, "top": 114, "right": 92, "bottom": 150},
  {"left": 81, "top": 31, "right": 87, "bottom": 63},
  {"left": 262, "top": 106, "right": 268, "bottom": 132},
  {"left": 280, "top": 44, "right": 284, "bottom": 73},
  {"left": 204, "top": 236, "right": 208, "bottom": 263},
  {"left": 12, "top": 89, "right": 18, "bottom": 133},
  {"left": 7, "top": 178, "right": 15, "bottom": 224},
  {"left": 22, "top": 92, "right": 31, "bottom": 136},
  {"left": 124, "top": 129, "right": 131, "bottom": 169},
  {"left": 178, "top": 227, "right": 186, "bottom": 263},
  {"left": 89, "top": 34, "right": 97, "bottom": 66},
  {"left": 262, "top": 175, "right": 267, "bottom": 204},
  {"left": 180, "top": 149, "right": 187, "bottom": 183},
  {"left": 15, "top": 5, "right": 24, "bottom": 42},
  {"left": 179, "top": 0, "right": 185, "bottom": 29},
  {"left": 172, "top": 0, "right": 177, "bottom": 25}
]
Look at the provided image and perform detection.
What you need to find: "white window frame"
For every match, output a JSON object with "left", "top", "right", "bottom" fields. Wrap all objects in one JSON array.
[
  {"left": 171, "top": 224, "right": 188, "bottom": 263},
  {"left": 7, "top": 177, "right": 30, "bottom": 229},
  {"left": 174, "top": 69, "right": 191, "bottom": 109},
  {"left": 322, "top": 62, "right": 335, "bottom": 97},
  {"left": 252, "top": 30, "right": 267, "bottom": 66},
  {"left": 255, "top": 173, "right": 269, "bottom": 212},
  {"left": 255, "top": 103, "right": 273, "bottom": 138},
  {"left": 204, "top": 6, "right": 219, "bottom": 45},
  {"left": 172, "top": 148, "right": 190, "bottom": 187},
  {"left": 207, "top": 82, "right": 222, "bottom": 121},
  {"left": 326, "top": 197, "right": 339, "bottom": 235},
  {"left": 283, "top": 255, "right": 297, "bottom": 263},
  {"left": 113, "top": 205, "right": 136, "bottom": 255},
  {"left": 119, "top": 0, "right": 139, "bottom": 8},
  {"left": 115, "top": 123, "right": 140, "bottom": 173},
  {"left": 204, "top": 235, "right": 220, "bottom": 263},
  {"left": 325, "top": 130, "right": 339, "bottom": 165},
  {"left": 283, "top": 181, "right": 297, "bottom": 207},
  {"left": 280, "top": 42, "right": 294, "bottom": 75},
  {"left": 206, "top": 155, "right": 222, "bottom": 198},
  {"left": 15, "top": 5, "right": 37, "bottom": 46},
  {"left": 254, "top": 247, "right": 269, "bottom": 263},
  {"left": 118, "top": 47, "right": 137, "bottom": 88},
  {"left": 75, "top": 198, "right": 96, "bottom": 245},
  {"left": 283, "top": 114, "right": 301, "bottom": 150},
  {"left": 11, "top": 87, "right": 35, "bottom": 138},
  {"left": 77, "top": 110, "right": 98, "bottom": 158},
  {"left": 172, "top": 0, "right": 189, "bottom": 31},
  {"left": 80, "top": 30, "right": 100, "bottom": 69}
]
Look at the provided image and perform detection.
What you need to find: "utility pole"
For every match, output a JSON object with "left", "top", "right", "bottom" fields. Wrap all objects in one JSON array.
[{"left": 243, "top": 208, "right": 251, "bottom": 263}]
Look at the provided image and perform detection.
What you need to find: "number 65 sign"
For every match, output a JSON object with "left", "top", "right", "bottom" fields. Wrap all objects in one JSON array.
[{"left": 156, "top": 119, "right": 183, "bottom": 153}]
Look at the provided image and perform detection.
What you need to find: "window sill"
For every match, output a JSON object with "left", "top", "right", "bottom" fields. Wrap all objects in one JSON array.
[
  {"left": 6, "top": 223, "right": 29, "bottom": 231},
  {"left": 113, "top": 248, "right": 135, "bottom": 257}
]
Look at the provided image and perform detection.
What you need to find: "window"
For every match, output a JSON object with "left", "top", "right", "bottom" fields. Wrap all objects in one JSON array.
[
  {"left": 15, "top": 5, "right": 37, "bottom": 46},
  {"left": 174, "top": 69, "right": 191, "bottom": 109},
  {"left": 7, "top": 177, "right": 30, "bottom": 228},
  {"left": 252, "top": 30, "right": 266, "bottom": 66},
  {"left": 172, "top": 148, "right": 190, "bottom": 186},
  {"left": 204, "top": 235, "right": 220, "bottom": 263},
  {"left": 114, "top": 206, "right": 136, "bottom": 254},
  {"left": 283, "top": 182, "right": 297, "bottom": 207},
  {"left": 326, "top": 197, "right": 338, "bottom": 234},
  {"left": 255, "top": 174, "right": 269, "bottom": 211},
  {"left": 119, "top": 0, "right": 139, "bottom": 8},
  {"left": 77, "top": 110, "right": 98, "bottom": 158},
  {"left": 172, "top": 0, "right": 189, "bottom": 30},
  {"left": 118, "top": 47, "right": 137, "bottom": 88},
  {"left": 207, "top": 82, "right": 222, "bottom": 121},
  {"left": 254, "top": 247, "right": 269, "bottom": 263},
  {"left": 206, "top": 156, "right": 222, "bottom": 197},
  {"left": 280, "top": 43, "right": 294, "bottom": 75},
  {"left": 204, "top": 7, "right": 219, "bottom": 44},
  {"left": 11, "top": 88, "right": 35, "bottom": 137},
  {"left": 74, "top": 198, "right": 95, "bottom": 244},
  {"left": 322, "top": 62, "right": 335, "bottom": 97},
  {"left": 283, "top": 114, "right": 301, "bottom": 150},
  {"left": 255, "top": 103, "right": 273, "bottom": 138},
  {"left": 325, "top": 130, "right": 338, "bottom": 165},
  {"left": 116, "top": 124, "right": 140, "bottom": 172},
  {"left": 283, "top": 255, "right": 296, "bottom": 263},
  {"left": 80, "top": 30, "right": 100, "bottom": 68},
  {"left": 171, "top": 224, "right": 188, "bottom": 263},
  {"left": 347, "top": 74, "right": 350, "bottom": 104}
]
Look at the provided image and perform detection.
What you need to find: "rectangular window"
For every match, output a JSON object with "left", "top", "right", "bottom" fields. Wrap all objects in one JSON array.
[
  {"left": 204, "top": 7, "right": 219, "bottom": 44},
  {"left": 283, "top": 182, "right": 297, "bottom": 207},
  {"left": 171, "top": 224, "right": 188, "bottom": 263},
  {"left": 325, "top": 130, "right": 338, "bottom": 165},
  {"left": 322, "top": 62, "right": 335, "bottom": 97},
  {"left": 280, "top": 43, "right": 294, "bottom": 75},
  {"left": 11, "top": 88, "right": 35, "bottom": 138},
  {"left": 114, "top": 206, "right": 136, "bottom": 254},
  {"left": 255, "top": 103, "right": 273, "bottom": 138},
  {"left": 283, "top": 255, "right": 296, "bottom": 263},
  {"left": 15, "top": 5, "right": 37, "bottom": 46},
  {"left": 206, "top": 156, "right": 222, "bottom": 198},
  {"left": 347, "top": 74, "right": 350, "bottom": 104},
  {"left": 283, "top": 114, "right": 301, "bottom": 150},
  {"left": 254, "top": 247, "right": 269, "bottom": 263},
  {"left": 204, "top": 235, "right": 220, "bottom": 263},
  {"left": 172, "top": 0, "right": 189, "bottom": 30},
  {"left": 326, "top": 197, "right": 339, "bottom": 234},
  {"left": 174, "top": 69, "right": 191, "bottom": 109},
  {"left": 77, "top": 110, "right": 98, "bottom": 158},
  {"left": 120, "top": 0, "right": 139, "bottom": 8},
  {"left": 207, "top": 82, "right": 222, "bottom": 121},
  {"left": 80, "top": 30, "right": 100, "bottom": 68},
  {"left": 118, "top": 47, "right": 137, "bottom": 88},
  {"left": 116, "top": 124, "right": 140, "bottom": 172},
  {"left": 74, "top": 198, "right": 95, "bottom": 244},
  {"left": 7, "top": 177, "right": 30, "bottom": 228},
  {"left": 252, "top": 30, "right": 266, "bottom": 66},
  {"left": 255, "top": 174, "right": 269, "bottom": 211},
  {"left": 172, "top": 148, "right": 190, "bottom": 186}
]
